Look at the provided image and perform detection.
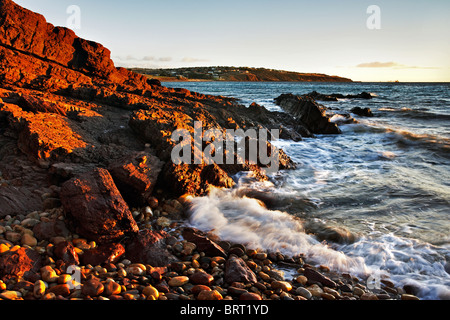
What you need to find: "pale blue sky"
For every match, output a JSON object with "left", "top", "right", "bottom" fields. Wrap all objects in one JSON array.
[{"left": 15, "top": 0, "right": 450, "bottom": 82}]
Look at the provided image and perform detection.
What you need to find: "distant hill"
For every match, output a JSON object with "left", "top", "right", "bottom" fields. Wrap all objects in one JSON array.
[{"left": 130, "top": 66, "right": 353, "bottom": 82}]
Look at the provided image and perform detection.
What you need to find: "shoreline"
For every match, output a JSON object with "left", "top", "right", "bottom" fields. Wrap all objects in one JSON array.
[{"left": 0, "top": 198, "right": 418, "bottom": 301}]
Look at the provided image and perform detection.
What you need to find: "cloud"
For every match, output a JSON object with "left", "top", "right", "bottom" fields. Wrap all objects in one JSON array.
[
  {"left": 181, "top": 57, "right": 210, "bottom": 63},
  {"left": 356, "top": 61, "right": 438, "bottom": 69},
  {"left": 357, "top": 61, "right": 401, "bottom": 68}
]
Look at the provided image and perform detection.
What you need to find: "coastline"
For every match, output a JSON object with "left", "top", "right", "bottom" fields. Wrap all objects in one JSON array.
[{"left": 0, "top": 0, "right": 436, "bottom": 303}]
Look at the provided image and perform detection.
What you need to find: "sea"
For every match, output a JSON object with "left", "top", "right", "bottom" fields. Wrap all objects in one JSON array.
[{"left": 163, "top": 81, "right": 450, "bottom": 300}]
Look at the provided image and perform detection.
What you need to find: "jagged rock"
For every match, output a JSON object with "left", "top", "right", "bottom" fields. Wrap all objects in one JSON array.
[
  {"left": 60, "top": 167, "right": 139, "bottom": 243},
  {"left": 274, "top": 94, "right": 341, "bottom": 134},
  {"left": 108, "top": 152, "right": 163, "bottom": 207},
  {"left": 0, "top": 247, "right": 42, "bottom": 281}
]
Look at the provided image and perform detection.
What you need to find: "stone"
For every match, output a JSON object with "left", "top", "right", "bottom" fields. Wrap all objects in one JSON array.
[
  {"left": 304, "top": 267, "right": 336, "bottom": 288},
  {"left": 351, "top": 107, "right": 374, "bottom": 117},
  {"left": 296, "top": 287, "right": 312, "bottom": 299},
  {"left": 307, "top": 284, "right": 324, "bottom": 298},
  {"left": 240, "top": 292, "right": 262, "bottom": 300},
  {"left": 104, "top": 280, "right": 121, "bottom": 296},
  {"left": 47, "top": 284, "right": 71, "bottom": 297},
  {"left": 19, "top": 233, "right": 37, "bottom": 247},
  {"left": 0, "top": 247, "right": 42, "bottom": 281},
  {"left": 125, "top": 229, "right": 178, "bottom": 267},
  {"left": 270, "top": 281, "right": 292, "bottom": 292},
  {"left": 53, "top": 241, "right": 79, "bottom": 265},
  {"left": 401, "top": 294, "right": 420, "bottom": 301},
  {"left": 60, "top": 168, "right": 139, "bottom": 243},
  {"left": 108, "top": 152, "right": 163, "bottom": 207},
  {"left": 33, "top": 280, "right": 47, "bottom": 298},
  {"left": 274, "top": 94, "right": 341, "bottom": 134},
  {"left": 33, "top": 221, "right": 70, "bottom": 241},
  {"left": 80, "top": 243, "right": 125, "bottom": 266},
  {"left": 197, "top": 289, "right": 223, "bottom": 300},
  {"left": 5, "top": 231, "right": 21, "bottom": 243},
  {"left": 182, "top": 228, "right": 226, "bottom": 258},
  {"left": 0, "top": 290, "right": 22, "bottom": 300},
  {"left": 168, "top": 276, "right": 190, "bottom": 287},
  {"left": 353, "top": 287, "right": 365, "bottom": 297},
  {"left": 190, "top": 271, "right": 214, "bottom": 286},
  {"left": 191, "top": 285, "right": 211, "bottom": 295},
  {"left": 321, "top": 292, "right": 336, "bottom": 300},
  {"left": 224, "top": 254, "right": 257, "bottom": 284},
  {"left": 40, "top": 266, "right": 58, "bottom": 283},
  {"left": 142, "top": 285, "right": 159, "bottom": 299},
  {"left": 81, "top": 279, "right": 104, "bottom": 297},
  {"left": 361, "top": 292, "right": 379, "bottom": 300},
  {"left": 296, "top": 275, "right": 308, "bottom": 286}
]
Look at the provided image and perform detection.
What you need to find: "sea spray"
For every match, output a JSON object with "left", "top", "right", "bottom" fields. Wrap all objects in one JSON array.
[{"left": 186, "top": 185, "right": 370, "bottom": 275}]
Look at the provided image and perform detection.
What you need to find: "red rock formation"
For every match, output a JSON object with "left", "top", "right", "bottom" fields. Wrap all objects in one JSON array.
[
  {"left": 0, "top": 247, "right": 42, "bottom": 281},
  {"left": 60, "top": 168, "right": 139, "bottom": 243}
]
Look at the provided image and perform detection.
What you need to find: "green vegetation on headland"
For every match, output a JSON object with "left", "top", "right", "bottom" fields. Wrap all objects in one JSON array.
[{"left": 130, "top": 66, "right": 353, "bottom": 82}]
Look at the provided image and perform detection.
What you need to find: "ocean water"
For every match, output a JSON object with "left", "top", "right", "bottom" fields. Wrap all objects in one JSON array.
[{"left": 163, "top": 81, "right": 450, "bottom": 300}]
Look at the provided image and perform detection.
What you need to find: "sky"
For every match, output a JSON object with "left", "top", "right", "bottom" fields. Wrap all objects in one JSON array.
[{"left": 15, "top": 0, "right": 450, "bottom": 82}]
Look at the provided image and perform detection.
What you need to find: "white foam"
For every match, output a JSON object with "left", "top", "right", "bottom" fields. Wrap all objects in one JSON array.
[
  {"left": 186, "top": 186, "right": 370, "bottom": 274},
  {"left": 186, "top": 185, "right": 450, "bottom": 299}
]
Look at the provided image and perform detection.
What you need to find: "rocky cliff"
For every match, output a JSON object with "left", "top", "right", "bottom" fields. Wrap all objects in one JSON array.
[{"left": 0, "top": 0, "right": 310, "bottom": 222}]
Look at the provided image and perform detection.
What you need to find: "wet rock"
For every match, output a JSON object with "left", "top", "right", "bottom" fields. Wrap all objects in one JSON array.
[
  {"left": 351, "top": 107, "right": 374, "bottom": 117},
  {"left": 224, "top": 254, "right": 257, "bottom": 284},
  {"left": 401, "top": 294, "right": 420, "bottom": 301},
  {"left": 60, "top": 168, "right": 139, "bottom": 243},
  {"left": 182, "top": 228, "right": 226, "bottom": 258},
  {"left": 304, "top": 267, "right": 337, "bottom": 288},
  {"left": 296, "top": 287, "right": 312, "bottom": 299},
  {"left": 274, "top": 94, "right": 341, "bottom": 134}
]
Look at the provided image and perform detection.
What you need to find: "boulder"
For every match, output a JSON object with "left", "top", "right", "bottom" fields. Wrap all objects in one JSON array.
[
  {"left": 108, "top": 152, "right": 163, "bottom": 207},
  {"left": 274, "top": 94, "right": 341, "bottom": 134},
  {"left": 60, "top": 167, "right": 139, "bottom": 244}
]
